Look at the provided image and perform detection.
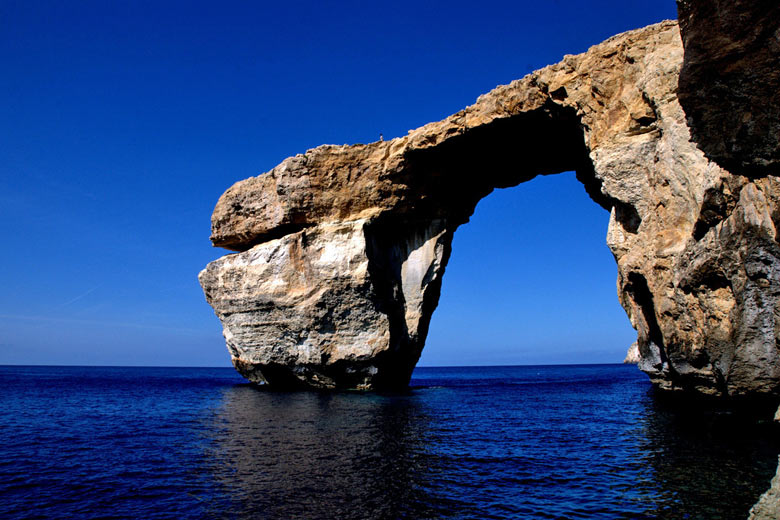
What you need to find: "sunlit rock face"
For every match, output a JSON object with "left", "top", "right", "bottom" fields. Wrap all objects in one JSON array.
[
  {"left": 200, "top": 19, "right": 780, "bottom": 395},
  {"left": 200, "top": 219, "right": 451, "bottom": 389}
]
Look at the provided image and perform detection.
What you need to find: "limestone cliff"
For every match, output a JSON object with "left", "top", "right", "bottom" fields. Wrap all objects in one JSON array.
[
  {"left": 623, "top": 342, "right": 640, "bottom": 364},
  {"left": 200, "top": 20, "right": 780, "bottom": 396},
  {"left": 674, "top": 3, "right": 780, "bottom": 517}
]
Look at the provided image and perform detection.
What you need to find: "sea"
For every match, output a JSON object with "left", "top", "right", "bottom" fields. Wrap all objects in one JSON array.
[{"left": 0, "top": 364, "right": 778, "bottom": 520}]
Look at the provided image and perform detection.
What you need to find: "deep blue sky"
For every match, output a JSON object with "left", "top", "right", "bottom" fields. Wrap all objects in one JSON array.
[{"left": 0, "top": 1, "right": 677, "bottom": 367}]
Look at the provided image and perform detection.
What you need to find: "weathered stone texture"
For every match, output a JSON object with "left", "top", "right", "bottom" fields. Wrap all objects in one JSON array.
[
  {"left": 201, "top": 218, "right": 452, "bottom": 389},
  {"left": 200, "top": 19, "right": 780, "bottom": 396},
  {"left": 749, "top": 457, "right": 780, "bottom": 520},
  {"left": 677, "top": 0, "right": 780, "bottom": 175}
]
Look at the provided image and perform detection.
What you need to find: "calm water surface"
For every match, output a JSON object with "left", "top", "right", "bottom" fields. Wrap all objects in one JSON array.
[{"left": 0, "top": 364, "right": 777, "bottom": 519}]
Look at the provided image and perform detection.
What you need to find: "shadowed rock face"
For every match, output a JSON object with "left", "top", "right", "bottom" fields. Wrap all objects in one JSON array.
[
  {"left": 199, "top": 19, "right": 780, "bottom": 396},
  {"left": 677, "top": 0, "right": 780, "bottom": 176}
]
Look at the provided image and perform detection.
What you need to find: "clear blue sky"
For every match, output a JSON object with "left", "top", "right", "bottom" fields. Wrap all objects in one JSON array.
[{"left": 0, "top": 1, "right": 677, "bottom": 367}]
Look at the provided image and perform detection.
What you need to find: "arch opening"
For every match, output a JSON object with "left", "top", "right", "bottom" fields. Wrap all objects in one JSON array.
[
  {"left": 359, "top": 106, "right": 644, "bottom": 387},
  {"left": 419, "top": 172, "right": 636, "bottom": 368}
]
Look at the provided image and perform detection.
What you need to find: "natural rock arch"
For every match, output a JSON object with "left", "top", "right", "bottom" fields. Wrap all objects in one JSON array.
[{"left": 200, "top": 20, "right": 780, "bottom": 396}]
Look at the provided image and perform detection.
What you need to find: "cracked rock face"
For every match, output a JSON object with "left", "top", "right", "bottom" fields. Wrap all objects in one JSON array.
[
  {"left": 750, "top": 457, "right": 780, "bottom": 520},
  {"left": 200, "top": 218, "right": 451, "bottom": 389},
  {"left": 200, "top": 19, "right": 780, "bottom": 395},
  {"left": 677, "top": 0, "right": 780, "bottom": 175}
]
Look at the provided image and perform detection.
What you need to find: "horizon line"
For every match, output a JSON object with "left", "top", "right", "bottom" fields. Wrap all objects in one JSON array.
[{"left": 0, "top": 361, "right": 632, "bottom": 369}]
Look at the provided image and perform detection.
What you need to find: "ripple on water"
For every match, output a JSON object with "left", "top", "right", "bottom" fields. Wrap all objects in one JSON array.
[{"left": 0, "top": 364, "right": 777, "bottom": 519}]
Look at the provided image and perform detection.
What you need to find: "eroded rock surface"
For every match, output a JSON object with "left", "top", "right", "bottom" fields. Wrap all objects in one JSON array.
[
  {"left": 749, "top": 456, "right": 780, "bottom": 520},
  {"left": 200, "top": 20, "right": 780, "bottom": 395},
  {"left": 200, "top": 218, "right": 451, "bottom": 389},
  {"left": 677, "top": 0, "right": 780, "bottom": 175}
]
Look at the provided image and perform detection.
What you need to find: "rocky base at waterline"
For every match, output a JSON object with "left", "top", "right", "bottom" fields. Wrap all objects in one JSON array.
[
  {"left": 200, "top": 19, "right": 780, "bottom": 396},
  {"left": 750, "top": 457, "right": 780, "bottom": 520}
]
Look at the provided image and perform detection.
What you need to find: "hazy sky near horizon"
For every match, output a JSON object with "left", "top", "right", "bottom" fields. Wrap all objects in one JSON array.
[{"left": 1, "top": 1, "right": 678, "bottom": 367}]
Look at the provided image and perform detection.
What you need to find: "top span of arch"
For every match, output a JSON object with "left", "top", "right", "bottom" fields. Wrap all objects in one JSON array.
[{"left": 209, "top": 20, "right": 681, "bottom": 252}]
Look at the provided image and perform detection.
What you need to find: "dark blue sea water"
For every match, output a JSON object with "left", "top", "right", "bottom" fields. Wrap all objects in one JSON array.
[{"left": 0, "top": 364, "right": 778, "bottom": 519}]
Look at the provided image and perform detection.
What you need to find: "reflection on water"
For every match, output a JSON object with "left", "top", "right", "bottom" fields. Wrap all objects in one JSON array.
[
  {"left": 635, "top": 394, "right": 779, "bottom": 520},
  {"left": 203, "top": 366, "right": 780, "bottom": 519},
  {"left": 204, "top": 387, "right": 441, "bottom": 519}
]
